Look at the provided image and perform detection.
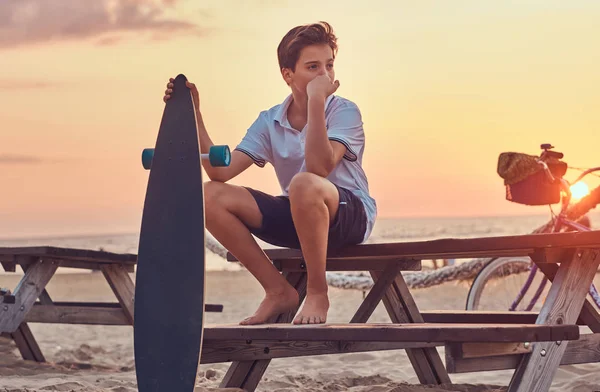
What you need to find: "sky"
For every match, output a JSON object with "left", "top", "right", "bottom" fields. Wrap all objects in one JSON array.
[{"left": 1, "top": 0, "right": 600, "bottom": 238}]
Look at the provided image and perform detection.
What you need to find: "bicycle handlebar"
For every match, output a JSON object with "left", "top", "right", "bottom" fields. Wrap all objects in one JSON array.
[
  {"left": 573, "top": 167, "right": 600, "bottom": 184},
  {"left": 536, "top": 146, "right": 600, "bottom": 215}
]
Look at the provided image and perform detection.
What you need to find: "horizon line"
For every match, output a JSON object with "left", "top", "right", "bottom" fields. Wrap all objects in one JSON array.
[{"left": 0, "top": 211, "right": 577, "bottom": 241}]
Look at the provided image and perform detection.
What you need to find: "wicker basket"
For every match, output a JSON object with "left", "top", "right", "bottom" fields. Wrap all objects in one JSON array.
[{"left": 498, "top": 152, "right": 567, "bottom": 206}]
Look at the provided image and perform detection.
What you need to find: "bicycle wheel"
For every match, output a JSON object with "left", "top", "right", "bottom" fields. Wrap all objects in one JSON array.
[{"left": 465, "top": 256, "right": 549, "bottom": 311}]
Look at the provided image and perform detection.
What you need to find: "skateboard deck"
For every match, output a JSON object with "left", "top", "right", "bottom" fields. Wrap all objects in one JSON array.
[{"left": 134, "top": 74, "right": 205, "bottom": 392}]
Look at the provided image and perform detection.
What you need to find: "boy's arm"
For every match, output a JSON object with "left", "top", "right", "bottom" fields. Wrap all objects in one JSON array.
[
  {"left": 195, "top": 109, "right": 254, "bottom": 183},
  {"left": 164, "top": 78, "right": 254, "bottom": 182},
  {"left": 305, "top": 96, "right": 346, "bottom": 177}
]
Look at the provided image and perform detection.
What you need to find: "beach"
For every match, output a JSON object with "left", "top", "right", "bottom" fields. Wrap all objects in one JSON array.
[{"left": 2, "top": 267, "right": 599, "bottom": 392}]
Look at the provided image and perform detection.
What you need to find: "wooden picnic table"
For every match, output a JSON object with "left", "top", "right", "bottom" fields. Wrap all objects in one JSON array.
[
  {"left": 221, "top": 230, "right": 600, "bottom": 392},
  {"left": 0, "top": 246, "right": 222, "bottom": 362},
  {"left": 1, "top": 230, "right": 600, "bottom": 392}
]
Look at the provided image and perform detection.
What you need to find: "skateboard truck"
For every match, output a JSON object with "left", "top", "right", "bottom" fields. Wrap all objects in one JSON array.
[{"left": 142, "top": 145, "right": 231, "bottom": 170}]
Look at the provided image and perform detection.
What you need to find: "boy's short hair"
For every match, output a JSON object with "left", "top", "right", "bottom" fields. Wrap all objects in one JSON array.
[{"left": 277, "top": 21, "right": 338, "bottom": 72}]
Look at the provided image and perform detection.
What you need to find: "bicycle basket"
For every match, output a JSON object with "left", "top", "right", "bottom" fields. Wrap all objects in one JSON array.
[{"left": 497, "top": 152, "right": 567, "bottom": 206}]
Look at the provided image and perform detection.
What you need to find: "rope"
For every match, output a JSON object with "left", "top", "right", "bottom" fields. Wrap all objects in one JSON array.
[{"left": 325, "top": 258, "right": 489, "bottom": 291}]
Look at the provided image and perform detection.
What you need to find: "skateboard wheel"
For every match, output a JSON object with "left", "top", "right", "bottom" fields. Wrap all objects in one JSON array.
[
  {"left": 142, "top": 148, "right": 154, "bottom": 170},
  {"left": 209, "top": 145, "right": 231, "bottom": 167}
]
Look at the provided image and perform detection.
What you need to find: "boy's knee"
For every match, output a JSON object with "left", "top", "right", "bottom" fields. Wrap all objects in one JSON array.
[
  {"left": 289, "top": 173, "right": 327, "bottom": 203},
  {"left": 204, "top": 181, "right": 229, "bottom": 211},
  {"left": 204, "top": 182, "right": 263, "bottom": 229}
]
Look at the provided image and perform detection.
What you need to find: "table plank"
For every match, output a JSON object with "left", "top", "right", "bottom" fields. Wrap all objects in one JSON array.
[
  {"left": 228, "top": 231, "right": 600, "bottom": 262},
  {"left": 204, "top": 323, "right": 579, "bottom": 343},
  {"left": 0, "top": 246, "right": 137, "bottom": 264}
]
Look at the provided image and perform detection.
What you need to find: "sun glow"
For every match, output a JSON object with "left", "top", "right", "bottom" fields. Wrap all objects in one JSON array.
[{"left": 570, "top": 182, "right": 590, "bottom": 200}]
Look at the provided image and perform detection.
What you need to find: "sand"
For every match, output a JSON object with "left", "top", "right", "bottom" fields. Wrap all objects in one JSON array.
[{"left": 1, "top": 269, "right": 599, "bottom": 392}]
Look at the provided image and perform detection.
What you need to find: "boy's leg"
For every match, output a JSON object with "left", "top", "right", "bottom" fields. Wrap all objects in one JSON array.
[
  {"left": 288, "top": 172, "right": 341, "bottom": 324},
  {"left": 204, "top": 181, "right": 299, "bottom": 325}
]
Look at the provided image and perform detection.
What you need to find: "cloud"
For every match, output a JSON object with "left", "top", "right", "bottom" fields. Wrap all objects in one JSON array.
[
  {"left": 95, "top": 35, "right": 125, "bottom": 46},
  {"left": 0, "top": 0, "right": 205, "bottom": 49},
  {"left": 0, "top": 154, "right": 69, "bottom": 164},
  {"left": 0, "top": 80, "right": 61, "bottom": 89},
  {"left": 0, "top": 154, "right": 44, "bottom": 164}
]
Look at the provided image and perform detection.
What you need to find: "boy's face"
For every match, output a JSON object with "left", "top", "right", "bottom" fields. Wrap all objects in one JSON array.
[{"left": 282, "top": 44, "right": 335, "bottom": 96}]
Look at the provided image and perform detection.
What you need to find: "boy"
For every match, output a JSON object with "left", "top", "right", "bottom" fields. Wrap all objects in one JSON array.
[{"left": 162, "top": 21, "right": 376, "bottom": 325}]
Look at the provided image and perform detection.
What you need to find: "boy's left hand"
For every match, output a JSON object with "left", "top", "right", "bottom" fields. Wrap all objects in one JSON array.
[{"left": 307, "top": 74, "right": 340, "bottom": 100}]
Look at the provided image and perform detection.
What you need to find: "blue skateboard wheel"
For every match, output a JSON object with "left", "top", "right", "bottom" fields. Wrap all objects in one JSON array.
[
  {"left": 209, "top": 145, "right": 231, "bottom": 167},
  {"left": 142, "top": 148, "right": 154, "bottom": 170}
]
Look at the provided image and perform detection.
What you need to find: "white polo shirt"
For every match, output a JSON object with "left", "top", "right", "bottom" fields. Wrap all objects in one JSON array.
[{"left": 235, "top": 94, "right": 377, "bottom": 242}]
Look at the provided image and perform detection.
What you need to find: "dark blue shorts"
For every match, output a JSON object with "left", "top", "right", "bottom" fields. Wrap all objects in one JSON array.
[{"left": 244, "top": 184, "right": 367, "bottom": 250}]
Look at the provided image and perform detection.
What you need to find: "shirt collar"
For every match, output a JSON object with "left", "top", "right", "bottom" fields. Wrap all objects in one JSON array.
[{"left": 274, "top": 94, "right": 335, "bottom": 128}]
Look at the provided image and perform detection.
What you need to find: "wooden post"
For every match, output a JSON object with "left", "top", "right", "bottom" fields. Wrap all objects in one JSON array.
[
  {"left": 10, "top": 323, "right": 45, "bottom": 362},
  {"left": 0, "top": 258, "right": 58, "bottom": 333},
  {"left": 536, "top": 263, "right": 600, "bottom": 333},
  {"left": 371, "top": 270, "right": 451, "bottom": 384},
  {"left": 508, "top": 248, "right": 600, "bottom": 392},
  {"left": 5, "top": 259, "right": 56, "bottom": 362},
  {"left": 101, "top": 264, "right": 135, "bottom": 324},
  {"left": 220, "top": 271, "right": 307, "bottom": 391},
  {"left": 350, "top": 262, "right": 404, "bottom": 323}
]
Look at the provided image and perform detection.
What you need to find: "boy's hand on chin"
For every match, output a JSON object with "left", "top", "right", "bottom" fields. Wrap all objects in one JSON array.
[{"left": 307, "top": 74, "right": 340, "bottom": 100}]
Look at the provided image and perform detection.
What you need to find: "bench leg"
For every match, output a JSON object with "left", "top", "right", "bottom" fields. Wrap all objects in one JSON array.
[
  {"left": 220, "top": 271, "right": 307, "bottom": 391},
  {"left": 19, "top": 260, "right": 55, "bottom": 307},
  {"left": 508, "top": 248, "right": 600, "bottom": 392},
  {"left": 350, "top": 263, "right": 403, "bottom": 323},
  {"left": 537, "top": 263, "right": 600, "bottom": 333},
  {"left": 4, "top": 261, "right": 56, "bottom": 362},
  {"left": 11, "top": 322, "right": 45, "bottom": 362},
  {"left": 372, "top": 270, "right": 451, "bottom": 385},
  {"left": 101, "top": 264, "right": 135, "bottom": 325},
  {"left": 0, "top": 258, "right": 58, "bottom": 333}
]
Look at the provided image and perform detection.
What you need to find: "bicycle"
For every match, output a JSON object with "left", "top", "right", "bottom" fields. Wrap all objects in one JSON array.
[{"left": 465, "top": 144, "right": 600, "bottom": 312}]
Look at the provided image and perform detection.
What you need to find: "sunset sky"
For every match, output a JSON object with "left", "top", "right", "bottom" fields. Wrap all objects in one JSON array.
[{"left": 1, "top": 0, "right": 599, "bottom": 238}]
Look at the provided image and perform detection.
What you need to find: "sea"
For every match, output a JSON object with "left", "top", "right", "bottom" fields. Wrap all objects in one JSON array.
[{"left": 1, "top": 212, "right": 599, "bottom": 274}]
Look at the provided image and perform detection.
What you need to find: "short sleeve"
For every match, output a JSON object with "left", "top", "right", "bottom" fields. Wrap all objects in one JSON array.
[
  {"left": 234, "top": 112, "right": 272, "bottom": 167},
  {"left": 327, "top": 102, "right": 364, "bottom": 162}
]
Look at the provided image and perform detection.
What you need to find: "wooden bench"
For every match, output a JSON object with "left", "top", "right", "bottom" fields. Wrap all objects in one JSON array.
[
  {"left": 0, "top": 246, "right": 223, "bottom": 362},
  {"left": 220, "top": 230, "right": 600, "bottom": 392},
  {"left": 200, "top": 323, "right": 579, "bottom": 364}
]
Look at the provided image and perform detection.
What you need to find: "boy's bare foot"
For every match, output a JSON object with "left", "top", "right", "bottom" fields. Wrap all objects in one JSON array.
[
  {"left": 293, "top": 292, "right": 329, "bottom": 324},
  {"left": 239, "top": 287, "right": 299, "bottom": 325}
]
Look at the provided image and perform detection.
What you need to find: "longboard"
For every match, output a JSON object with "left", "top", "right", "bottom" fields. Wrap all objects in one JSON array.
[{"left": 134, "top": 74, "right": 206, "bottom": 392}]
